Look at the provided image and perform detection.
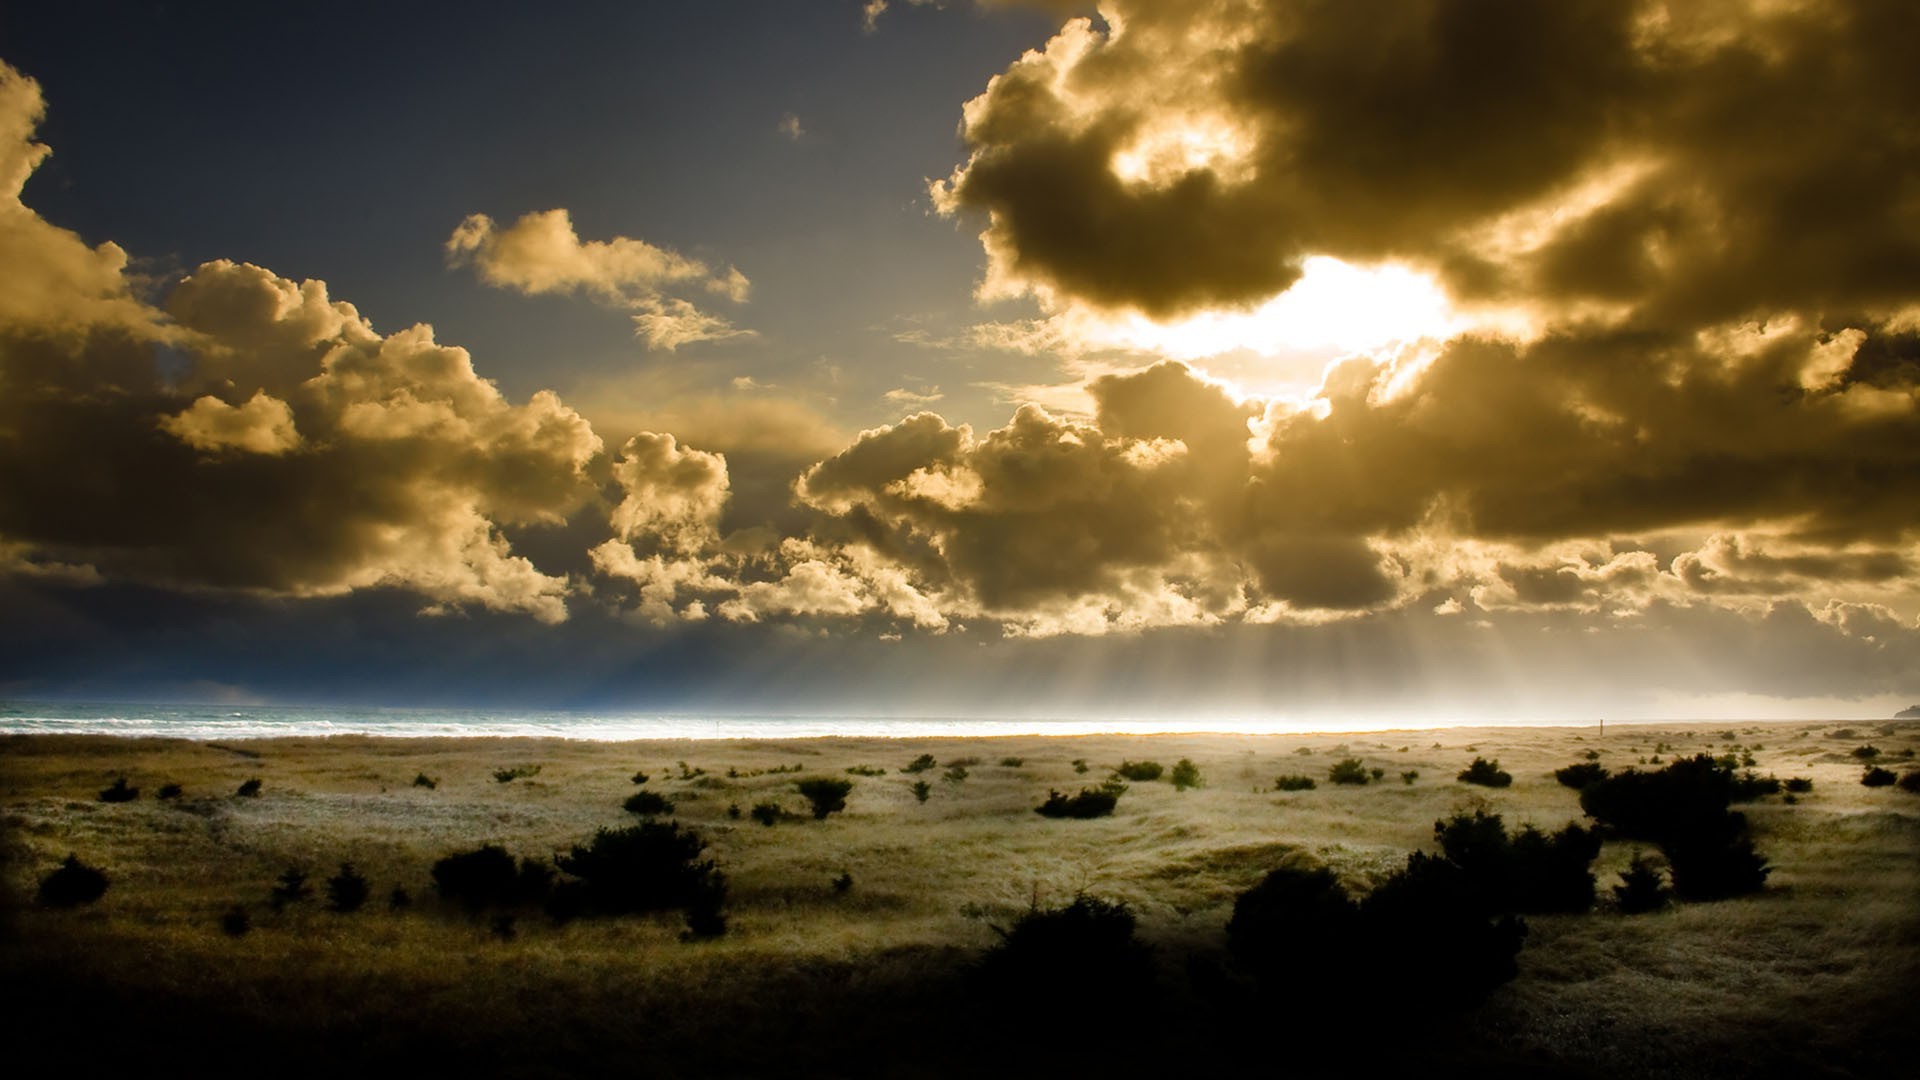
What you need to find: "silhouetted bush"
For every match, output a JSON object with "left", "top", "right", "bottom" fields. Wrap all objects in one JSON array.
[
  {"left": 1115, "top": 760, "right": 1164, "bottom": 782},
  {"left": 326, "top": 863, "right": 369, "bottom": 913},
  {"left": 431, "top": 845, "right": 552, "bottom": 911},
  {"left": 796, "top": 777, "right": 853, "bottom": 819},
  {"left": 1432, "top": 810, "right": 1600, "bottom": 914},
  {"left": 1170, "top": 758, "right": 1201, "bottom": 790},
  {"left": 1400, "top": 770, "right": 1419, "bottom": 785},
  {"left": 682, "top": 893, "right": 727, "bottom": 940},
  {"left": 943, "top": 765, "right": 969, "bottom": 784},
  {"left": 1861, "top": 766, "right": 1896, "bottom": 787},
  {"left": 1036, "top": 787, "right": 1119, "bottom": 818},
  {"left": 946, "top": 756, "right": 981, "bottom": 767},
  {"left": 1274, "top": 775, "right": 1317, "bottom": 791},
  {"left": 1458, "top": 757, "right": 1512, "bottom": 788},
  {"left": 493, "top": 764, "right": 541, "bottom": 783},
  {"left": 236, "top": 778, "right": 262, "bottom": 797},
  {"left": 1665, "top": 825, "right": 1771, "bottom": 900},
  {"left": 388, "top": 886, "right": 411, "bottom": 910},
  {"left": 98, "top": 777, "right": 137, "bottom": 802},
  {"left": 630, "top": 770, "right": 650, "bottom": 785},
  {"left": 1361, "top": 853, "right": 1527, "bottom": 1009},
  {"left": 750, "top": 801, "right": 782, "bottom": 826},
  {"left": 1784, "top": 777, "right": 1814, "bottom": 792},
  {"left": 1852, "top": 745, "right": 1880, "bottom": 760},
  {"left": 220, "top": 905, "right": 251, "bottom": 936},
  {"left": 1226, "top": 863, "right": 1361, "bottom": 999},
  {"left": 1327, "top": 758, "right": 1371, "bottom": 785},
  {"left": 157, "top": 783, "right": 183, "bottom": 800},
  {"left": 1072, "top": 758, "right": 1089, "bottom": 773},
  {"left": 1729, "top": 772, "right": 1782, "bottom": 800},
  {"left": 1900, "top": 771, "right": 1920, "bottom": 794},
  {"left": 412, "top": 773, "right": 437, "bottom": 789},
  {"left": 553, "top": 822, "right": 725, "bottom": 922},
  {"left": 624, "top": 790, "right": 674, "bottom": 816},
  {"left": 846, "top": 765, "right": 887, "bottom": 777},
  {"left": 38, "top": 854, "right": 109, "bottom": 907},
  {"left": 1000, "top": 757, "right": 1025, "bottom": 768},
  {"left": 1580, "top": 755, "right": 1771, "bottom": 900},
  {"left": 910, "top": 781, "right": 932, "bottom": 803},
  {"left": 902, "top": 754, "right": 936, "bottom": 774},
  {"left": 1612, "top": 854, "right": 1670, "bottom": 914},
  {"left": 1554, "top": 762, "right": 1609, "bottom": 789},
  {"left": 977, "top": 895, "right": 1153, "bottom": 1019},
  {"left": 270, "top": 868, "right": 312, "bottom": 911},
  {"left": 832, "top": 871, "right": 853, "bottom": 894}
]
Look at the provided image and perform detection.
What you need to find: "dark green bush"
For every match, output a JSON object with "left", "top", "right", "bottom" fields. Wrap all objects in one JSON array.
[
  {"left": 750, "top": 801, "right": 782, "bottom": 826},
  {"left": 1400, "top": 770, "right": 1419, "bottom": 785},
  {"left": 1852, "top": 745, "right": 1880, "bottom": 760},
  {"left": 157, "top": 783, "right": 183, "bottom": 800},
  {"left": 1554, "top": 762, "right": 1609, "bottom": 789},
  {"left": 98, "top": 777, "right": 138, "bottom": 803},
  {"left": 1225, "top": 863, "right": 1360, "bottom": 997},
  {"left": 1612, "top": 854, "right": 1670, "bottom": 914},
  {"left": 326, "top": 863, "right": 370, "bottom": 913},
  {"left": 832, "top": 871, "right": 853, "bottom": 894},
  {"left": 553, "top": 822, "right": 725, "bottom": 921},
  {"left": 1458, "top": 757, "right": 1512, "bottom": 787},
  {"left": 910, "top": 781, "right": 932, "bottom": 803},
  {"left": 1360, "top": 853, "right": 1527, "bottom": 1009},
  {"left": 630, "top": 770, "right": 650, "bottom": 785},
  {"left": 38, "top": 854, "right": 109, "bottom": 907},
  {"left": 1579, "top": 755, "right": 1771, "bottom": 900},
  {"left": 624, "top": 790, "right": 674, "bottom": 816},
  {"left": 1327, "top": 758, "right": 1371, "bottom": 785},
  {"left": 1072, "top": 758, "right": 1090, "bottom": 773},
  {"left": 1274, "top": 774, "right": 1317, "bottom": 791},
  {"left": 943, "top": 765, "right": 969, "bottom": 784},
  {"left": 1899, "top": 771, "right": 1920, "bottom": 794},
  {"left": 431, "top": 845, "right": 552, "bottom": 911},
  {"left": 977, "top": 895, "right": 1153, "bottom": 1018},
  {"left": 846, "top": 765, "right": 887, "bottom": 777},
  {"left": 1432, "top": 810, "right": 1600, "bottom": 914},
  {"left": 412, "top": 773, "right": 437, "bottom": 790},
  {"left": 1115, "top": 760, "right": 1163, "bottom": 782},
  {"left": 797, "top": 777, "right": 853, "bottom": 819},
  {"left": 1170, "top": 758, "right": 1201, "bottom": 790},
  {"left": 492, "top": 764, "right": 541, "bottom": 783},
  {"left": 1729, "top": 772, "right": 1782, "bottom": 800},
  {"left": 1782, "top": 776, "right": 1814, "bottom": 793},
  {"left": 1861, "top": 766, "right": 1896, "bottom": 787},
  {"left": 388, "top": 886, "right": 411, "bottom": 910},
  {"left": 1035, "top": 787, "right": 1119, "bottom": 818},
  {"left": 1000, "top": 757, "right": 1025, "bottom": 768},
  {"left": 269, "top": 868, "right": 312, "bottom": 911},
  {"left": 902, "top": 754, "right": 937, "bottom": 774},
  {"left": 236, "top": 778, "right": 262, "bottom": 797},
  {"left": 220, "top": 905, "right": 251, "bottom": 936},
  {"left": 946, "top": 756, "right": 982, "bottom": 768}
]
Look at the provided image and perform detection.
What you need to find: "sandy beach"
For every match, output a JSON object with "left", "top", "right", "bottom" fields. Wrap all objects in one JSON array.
[{"left": 4, "top": 720, "right": 1917, "bottom": 1077}]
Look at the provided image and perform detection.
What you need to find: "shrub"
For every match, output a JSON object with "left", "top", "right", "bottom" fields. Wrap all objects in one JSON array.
[
  {"left": 1579, "top": 755, "right": 1772, "bottom": 900},
  {"left": 270, "top": 868, "right": 312, "bottom": 911},
  {"left": 157, "top": 782, "right": 183, "bottom": 800},
  {"left": 326, "top": 863, "right": 370, "bottom": 913},
  {"left": 553, "top": 822, "right": 725, "bottom": 920},
  {"left": 98, "top": 777, "right": 138, "bottom": 802},
  {"left": 902, "top": 754, "right": 937, "bottom": 774},
  {"left": 1370, "top": 767, "right": 1386, "bottom": 782},
  {"left": 682, "top": 893, "right": 728, "bottom": 940},
  {"left": 946, "top": 756, "right": 982, "bottom": 768},
  {"left": 38, "top": 854, "right": 109, "bottom": 907},
  {"left": 492, "top": 764, "right": 541, "bottom": 783},
  {"left": 1612, "top": 854, "right": 1670, "bottom": 914},
  {"left": 1274, "top": 774, "right": 1317, "bottom": 791},
  {"left": 1360, "top": 853, "right": 1527, "bottom": 1009},
  {"left": 726, "top": 803, "right": 742, "bottom": 818},
  {"left": 431, "top": 845, "right": 552, "bottom": 911},
  {"left": 1729, "top": 772, "right": 1782, "bottom": 800},
  {"left": 977, "top": 895, "right": 1153, "bottom": 1017},
  {"left": 1458, "top": 757, "right": 1513, "bottom": 788},
  {"left": 1035, "top": 787, "right": 1119, "bottom": 819},
  {"left": 1861, "top": 766, "right": 1896, "bottom": 787},
  {"left": 1071, "top": 758, "right": 1090, "bottom": 773},
  {"left": 1432, "top": 810, "right": 1600, "bottom": 914},
  {"left": 1226, "top": 863, "right": 1361, "bottom": 997},
  {"left": 623, "top": 790, "right": 674, "bottom": 816},
  {"left": 630, "top": 771, "right": 650, "bottom": 785},
  {"left": 1097, "top": 776, "right": 1129, "bottom": 797},
  {"left": 236, "top": 778, "right": 262, "bottom": 797},
  {"left": 677, "top": 761, "right": 705, "bottom": 780},
  {"left": 1115, "top": 760, "right": 1164, "bottom": 782},
  {"left": 831, "top": 871, "right": 853, "bottom": 894},
  {"left": 1852, "top": 745, "right": 1880, "bottom": 760},
  {"left": 1554, "top": 762, "right": 1610, "bottom": 789},
  {"left": 220, "top": 905, "right": 251, "bottom": 936},
  {"left": 1400, "top": 770, "right": 1419, "bottom": 785},
  {"left": 412, "top": 773, "right": 437, "bottom": 790},
  {"left": 910, "top": 781, "right": 932, "bottom": 804},
  {"left": 1170, "top": 758, "right": 1201, "bottom": 790},
  {"left": 388, "top": 886, "right": 412, "bottom": 910},
  {"left": 1000, "top": 757, "right": 1025, "bottom": 768},
  {"left": 797, "top": 777, "right": 854, "bottom": 819},
  {"left": 750, "top": 801, "right": 782, "bottom": 826},
  {"left": 943, "top": 764, "right": 969, "bottom": 784},
  {"left": 1900, "top": 771, "right": 1920, "bottom": 794},
  {"left": 846, "top": 765, "right": 887, "bottom": 777},
  {"left": 1327, "top": 758, "right": 1371, "bottom": 785}
]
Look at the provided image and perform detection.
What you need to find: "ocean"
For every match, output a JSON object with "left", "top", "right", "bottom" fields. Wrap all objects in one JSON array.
[{"left": 0, "top": 701, "right": 1417, "bottom": 740}]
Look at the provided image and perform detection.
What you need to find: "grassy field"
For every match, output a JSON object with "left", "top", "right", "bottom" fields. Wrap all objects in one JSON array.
[{"left": 3, "top": 721, "right": 1917, "bottom": 1077}]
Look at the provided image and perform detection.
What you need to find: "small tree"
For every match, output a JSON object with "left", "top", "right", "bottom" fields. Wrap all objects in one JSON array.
[
  {"left": 797, "top": 777, "right": 854, "bottom": 819},
  {"left": 1169, "top": 758, "right": 1201, "bottom": 790},
  {"left": 38, "top": 854, "right": 109, "bottom": 907},
  {"left": 1613, "top": 853, "right": 1670, "bottom": 914},
  {"left": 326, "top": 863, "right": 370, "bottom": 913},
  {"left": 1458, "top": 757, "right": 1513, "bottom": 788},
  {"left": 1328, "top": 758, "right": 1371, "bottom": 785},
  {"left": 412, "top": 773, "right": 438, "bottom": 789},
  {"left": 910, "top": 780, "right": 932, "bottom": 803}
]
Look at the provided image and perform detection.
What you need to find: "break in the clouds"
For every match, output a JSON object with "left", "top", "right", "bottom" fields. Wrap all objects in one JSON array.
[{"left": 447, "top": 208, "right": 752, "bottom": 351}]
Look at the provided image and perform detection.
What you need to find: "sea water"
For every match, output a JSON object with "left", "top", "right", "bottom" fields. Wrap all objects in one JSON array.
[{"left": 0, "top": 700, "right": 1385, "bottom": 740}]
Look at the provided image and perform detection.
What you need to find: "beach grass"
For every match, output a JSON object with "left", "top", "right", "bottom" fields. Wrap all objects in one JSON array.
[{"left": 2, "top": 721, "right": 1916, "bottom": 1076}]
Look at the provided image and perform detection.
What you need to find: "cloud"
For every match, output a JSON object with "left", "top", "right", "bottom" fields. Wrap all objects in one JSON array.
[
  {"left": 777, "top": 112, "right": 805, "bottom": 140},
  {"left": 935, "top": 0, "right": 1920, "bottom": 336},
  {"left": 447, "top": 208, "right": 750, "bottom": 350},
  {"left": 883, "top": 386, "right": 944, "bottom": 407}
]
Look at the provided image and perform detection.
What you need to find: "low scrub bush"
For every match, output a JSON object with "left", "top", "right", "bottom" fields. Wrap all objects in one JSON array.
[
  {"left": 552, "top": 822, "right": 726, "bottom": 923},
  {"left": 235, "top": 778, "right": 262, "bottom": 797},
  {"left": 977, "top": 895, "right": 1153, "bottom": 1018},
  {"left": 1036, "top": 787, "right": 1119, "bottom": 818},
  {"left": 326, "top": 863, "right": 370, "bottom": 913},
  {"left": 1071, "top": 758, "right": 1090, "bottom": 773},
  {"left": 846, "top": 765, "right": 887, "bottom": 777},
  {"left": 946, "top": 756, "right": 982, "bottom": 768},
  {"left": 157, "top": 782, "right": 183, "bottom": 800},
  {"left": 797, "top": 777, "right": 854, "bottom": 819},
  {"left": 1433, "top": 810, "right": 1599, "bottom": 914},
  {"left": 1729, "top": 772, "right": 1782, "bottom": 800},
  {"left": 38, "top": 854, "right": 109, "bottom": 907},
  {"left": 630, "top": 770, "right": 650, "bottom": 785},
  {"left": 910, "top": 781, "right": 932, "bottom": 803},
  {"left": 1900, "top": 771, "right": 1920, "bottom": 794},
  {"left": 1852, "top": 745, "right": 1880, "bottom": 760},
  {"left": 1401, "top": 770, "right": 1419, "bottom": 785},
  {"left": 270, "top": 868, "right": 312, "bottom": 911},
  {"left": 750, "top": 801, "right": 783, "bottom": 826},
  {"left": 1115, "top": 760, "right": 1164, "bottom": 782},
  {"left": 1274, "top": 774, "right": 1317, "bottom": 791},
  {"left": 431, "top": 845, "right": 552, "bottom": 911},
  {"left": 1327, "top": 758, "right": 1371, "bottom": 785},
  {"left": 389, "top": 887, "right": 412, "bottom": 910},
  {"left": 220, "top": 905, "right": 251, "bottom": 936},
  {"left": 1861, "top": 766, "right": 1896, "bottom": 787},
  {"left": 831, "top": 871, "right": 853, "bottom": 894},
  {"left": 1458, "top": 757, "right": 1513, "bottom": 788},
  {"left": 412, "top": 773, "right": 437, "bottom": 790},
  {"left": 999, "top": 757, "right": 1025, "bottom": 768},
  {"left": 1226, "top": 864, "right": 1360, "bottom": 995},
  {"left": 943, "top": 765, "right": 969, "bottom": 784},
  {"left": 902, "top": 754, "right": 937, "bottom": 774},
  {"left": 1580, "top": 755, "right": 1771, "bottom": 900},
  {"left": 1612, "top": 854, "right": 1670, "bottom": 914},
  {"left": 1170, "top": 758, "right": 1201, "bottom": 790},
  {"left": 98, "top": 777, "right": 138, "bottom": 803},
  {"left": 623, "top": 790, "right": 674, "bottom": 816},
  {"left": 492, "top": 764, "right": 541, "bottom": 783},
  {"left": 1554, "top": 762, "right": 1610, "bottom": 789}
]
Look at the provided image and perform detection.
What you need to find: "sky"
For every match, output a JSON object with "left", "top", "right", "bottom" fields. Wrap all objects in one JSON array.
[{"left": 2, "top": 0, "right": 1917, "bottom": 722}]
